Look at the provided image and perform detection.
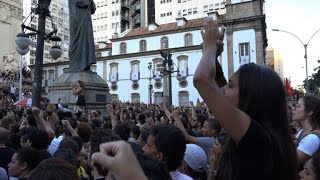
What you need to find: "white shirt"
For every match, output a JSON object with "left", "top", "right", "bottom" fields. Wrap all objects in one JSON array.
[
  {"left": 169, "top": 170, "right": 193, "bottom": 180},
  {"left": 297, "top": 131, "right": 320, "bottom": 156},
  {"left": 47, "top": 135, "right": 64, "bottom": 155}
]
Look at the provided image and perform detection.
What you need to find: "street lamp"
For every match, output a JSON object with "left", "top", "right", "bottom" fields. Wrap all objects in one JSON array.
[
  {"left": 148, "top": 62, "right": 153, "bottom": 104},
  {"left": 159, "top": 49, "right": 181, "bottom": 106},
  {"left": 272, "top": 28, "right": 320, "bottom": 94},
  {"left": 16, "top": 0, "right": 62, "bottom": 107}
]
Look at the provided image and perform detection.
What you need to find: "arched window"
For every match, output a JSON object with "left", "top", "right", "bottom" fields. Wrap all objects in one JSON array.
[
  {"left": 120, "top": 42, "right": 126, "bottom": 54},
  {"left": 131, "top": 93, "right": 140, "bottom": 103},
  {"left": 184, "top": 33, "right": 193, "bottom": 46},
  {"left": 177, "top": 55, "right": 188, "bottom": 77},
  {"left": 140, "top": 40, "right": 147, "bottom": 52},
  {"left": 160, "top": 37, "right": 168, "bottom": 49},
  {"left": 179, "top": 91, "right": 189, "bottom": 107},
  {"left": 130, "top": 60, "right": 140, "bottom": 81}
]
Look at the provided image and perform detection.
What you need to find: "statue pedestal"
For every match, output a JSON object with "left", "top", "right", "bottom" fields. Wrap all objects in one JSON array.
[{"left": 48, "top": 71, "right": 111, "bottom": 115}]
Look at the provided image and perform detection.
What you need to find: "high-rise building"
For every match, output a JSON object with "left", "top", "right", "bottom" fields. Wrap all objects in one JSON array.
[
  {"left": 23, "top": 0, "right": 70, "bottom": 66},
  {"left": 155, "top": 0, "right": 226, "bottom": 25},
  {"left": 93, "top": 0, "right": 227, "bottom": 44},
  {"left": 266, "top": 47, "right": 284, "bottom": 80}
]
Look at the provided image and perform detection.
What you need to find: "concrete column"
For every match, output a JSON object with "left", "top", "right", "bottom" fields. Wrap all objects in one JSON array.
[{"left": 226, "top": 30, "right": 234, "bottom": 77}]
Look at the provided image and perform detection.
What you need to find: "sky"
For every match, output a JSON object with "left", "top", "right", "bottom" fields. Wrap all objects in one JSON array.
[{"left": 265, "top": 0, "right": 320, "bottom": 87}]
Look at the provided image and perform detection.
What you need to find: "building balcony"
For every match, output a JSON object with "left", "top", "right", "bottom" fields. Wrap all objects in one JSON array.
[
  {"left": 130, "top": 0, "right": 139, "bottom": 6},
  {"left": 121, "top": 1, "right": 130, "bottom": 9},
  {"left": 131, "top": 5, "right": 140, "bottom": 18},
  {"left": 121, "top": 15, "right": 130, "bottom": 22}
]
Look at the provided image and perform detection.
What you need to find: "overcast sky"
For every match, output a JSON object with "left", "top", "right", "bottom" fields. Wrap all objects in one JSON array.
[{"left": 265, "top": 0, "right": 320, "bottom": 87}]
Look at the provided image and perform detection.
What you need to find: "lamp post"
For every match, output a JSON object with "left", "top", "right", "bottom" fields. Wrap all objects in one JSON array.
[
  {"left": 159, "top": 50, "right": 181, "bottom": 106},
  {"left": 16, "top": 0, "right": 62, "bottom": 107},
  {"left": 272, "top": 28, "right": 320, "bottom": 94},
  {"left": 148, "top": 62, "right": 153, "bottom": 104}
]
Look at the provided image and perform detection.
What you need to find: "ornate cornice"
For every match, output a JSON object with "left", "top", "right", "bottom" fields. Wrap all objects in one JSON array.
[{"left": 0, "top": 1, "right": 22, "bottom": 22}]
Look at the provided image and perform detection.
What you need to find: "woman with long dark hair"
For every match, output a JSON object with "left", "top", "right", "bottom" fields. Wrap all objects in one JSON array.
[
  {"left": 193, "top": 17, "right": 298, "bottom": 180},
  {"left": 292, "top": 95, "right": 320, "bottom": 167}
]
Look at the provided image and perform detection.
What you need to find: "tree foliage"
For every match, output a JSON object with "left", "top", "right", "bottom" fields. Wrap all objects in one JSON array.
[{"left": 303, "top": 60, "right": 320, "bottom": 94}]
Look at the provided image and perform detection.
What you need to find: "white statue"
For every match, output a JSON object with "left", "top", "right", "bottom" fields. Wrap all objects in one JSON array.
[{"left": 3, "top": 52, "right": 18, "bottom": 71}]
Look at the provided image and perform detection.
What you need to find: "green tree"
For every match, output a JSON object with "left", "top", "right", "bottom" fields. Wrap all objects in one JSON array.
[{"left": 303, "top": 60, "right": 320, "bottom": 94}]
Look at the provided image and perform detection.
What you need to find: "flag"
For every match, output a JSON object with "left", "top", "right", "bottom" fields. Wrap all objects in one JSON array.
[
  {"left": 285, "top": 78, "right": 295, "bottom": 96},
  {"left": 196, "top": 98, "right": 201, "bottom": 108}
]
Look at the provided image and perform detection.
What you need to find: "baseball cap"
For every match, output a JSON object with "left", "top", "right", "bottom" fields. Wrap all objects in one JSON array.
[{"left": 183, "top": 144, "right": 207, "bottom": 172}]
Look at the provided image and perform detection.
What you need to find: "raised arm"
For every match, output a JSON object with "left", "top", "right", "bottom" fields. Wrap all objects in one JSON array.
[
  {"left": 107, "top": 104, "right": 117, "bottom": 129},
  {"left": 173, "top": 110, "right": 199, "bottom": 145},
  {"left": 193, "top": 17, "right": 250, "bottom": 144},
  {"left": 32, "top": 107, "right": 55, "bottom": 138},
  {"left": 62, "top": 120, "right": 79, "bottom": 137}
]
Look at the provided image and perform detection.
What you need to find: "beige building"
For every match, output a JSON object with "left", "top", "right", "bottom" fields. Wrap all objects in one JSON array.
[
  {"left": 266, "top": 47, "right": 284, "bottom": 80},
  {"left": 0, "top": 0, "right": 22, "bottom": 71}
]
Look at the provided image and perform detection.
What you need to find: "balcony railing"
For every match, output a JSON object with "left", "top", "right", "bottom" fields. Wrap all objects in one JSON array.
[{"left": 121, "top": 15, "right": 130, "bottom": 22}]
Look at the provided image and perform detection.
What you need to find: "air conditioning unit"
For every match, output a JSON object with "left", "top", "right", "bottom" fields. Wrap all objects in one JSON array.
[
  {"left": 42, "top": 80, "right": 46, "bottom": 87},
  {"left": 47, "top": 79, "right": 53, "bottom": 86},
  {"left": 110, "top": 74, "right": 117, "bottom": 83},
  {"left": 153, "top": 71, "right": 162, "bottom": 81},
  {"left": 180, "top": 68, "right": 187, "bottom": 77},
  {"left": 240, "top": 56, "right": 250, "bottom": 65},
  {"left": 131, "top": 72, "right": 139, "bottom": 81}
]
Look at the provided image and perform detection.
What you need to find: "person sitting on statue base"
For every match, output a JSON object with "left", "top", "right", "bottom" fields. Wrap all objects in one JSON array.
[{"left": 73, "top": 80, "right": 86, "bottom": 114}]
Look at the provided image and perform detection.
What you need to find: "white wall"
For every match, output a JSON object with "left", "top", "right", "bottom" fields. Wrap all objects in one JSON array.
[
  {"left": 112, "top": 30, "right": 203, "bottom": 55},
  {"left": 105, "top": 49, "right": 203, "bottom": 105},
  {"left": 232, "top": 29, "right": 256, "bottom": 72}
]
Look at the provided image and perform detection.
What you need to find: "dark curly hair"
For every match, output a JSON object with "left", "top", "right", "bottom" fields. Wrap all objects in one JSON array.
[
  {"left": 77, "top": 122, "right": 93, "bottom": 143},
  {"left": 90, "top": 128, "right": 120, "bottom": 176},
  {"left": 15, "top": 148, "right": 48, "bottom": 172},
  {"left": 26, "top": 127, "right": 52, "bottom": 150},
  {"left": 114, "top": 121, "right": 131, "bottom": 141},
  {"left": 150, "top": 125, "right": 186, "bottom": 171},
  {"left": 302, "top": 95, "right": 320, "bottom": 129},
  {"left": 28, "top": 157, "right": 78, "bottom": 180}
]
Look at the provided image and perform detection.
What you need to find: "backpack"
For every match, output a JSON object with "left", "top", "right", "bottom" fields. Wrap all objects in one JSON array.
[{"left": 294, "top": 130, "right": 320, "bottom": 149}]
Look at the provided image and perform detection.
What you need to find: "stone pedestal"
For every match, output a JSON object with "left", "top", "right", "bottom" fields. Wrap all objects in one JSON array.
[{"left": 48, "top": 71, "right": 111, "bottom": 115}]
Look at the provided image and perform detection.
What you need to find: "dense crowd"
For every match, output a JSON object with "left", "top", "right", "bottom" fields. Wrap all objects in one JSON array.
[
  {"left": 0, "top": 68, "right": 32, "bottom": 86},
  {"left": 0, "top": 17, "right": 320, "bottom": 180}
]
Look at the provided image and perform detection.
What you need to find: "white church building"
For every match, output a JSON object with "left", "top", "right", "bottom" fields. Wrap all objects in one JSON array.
[{"left": 30, "top": 0, "right": 267, "bottom": 106}]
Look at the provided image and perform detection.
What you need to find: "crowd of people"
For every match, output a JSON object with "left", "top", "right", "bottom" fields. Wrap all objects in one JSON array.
[
  {"left": 0, "top": 17, "right": 320, "bottom": 180},
  {"left": 0, "top": 68, "right": 32, "bottom": 87}
]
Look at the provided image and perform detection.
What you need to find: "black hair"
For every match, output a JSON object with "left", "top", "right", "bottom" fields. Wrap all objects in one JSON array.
[
  {"left": 217, "top": 63, "right": 298, "bottom": 180},
  {"left": 131, "top": 125, "right": 141, "bottom": 140},
  {"left": 196, "top": 113, "right": 206, "bottom": 127},
  {"left": 28, "top": 157, "right": 78, "bottom": 180},
  {"left": 15, "top": 148, "right": 49, "bottom": 172},
  {"left": 150, "top": 125, "right": 186, "bottom": 171},
  {"left": 113, "top": 121, "right": 131, "bottom": 141},
  {"left": 136, "top": 152, "right": 171, "bottom": 180},
  {"left": 90, "top": 128, "right": 121, "bottom": 176},
  {"left": 26, "top": 127, "right": 52, "bottom": 150},
  {"left": 302, "top": 95, "right": 320, "bottom": 129},
  {"left": 54, "top": 148, "right": 80, "bottom": 168},
  {"left": 206, "top": 118, "right": 221, "bottom": 133},
  {"left": 138, "top": 113, "right": 147, "bottom": 124},
  {"left": 58, "top": 138, "right": 79, "bottom": 155},
  {"left": 70, "top": 136, "right": 84, "bottom": 151}
]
